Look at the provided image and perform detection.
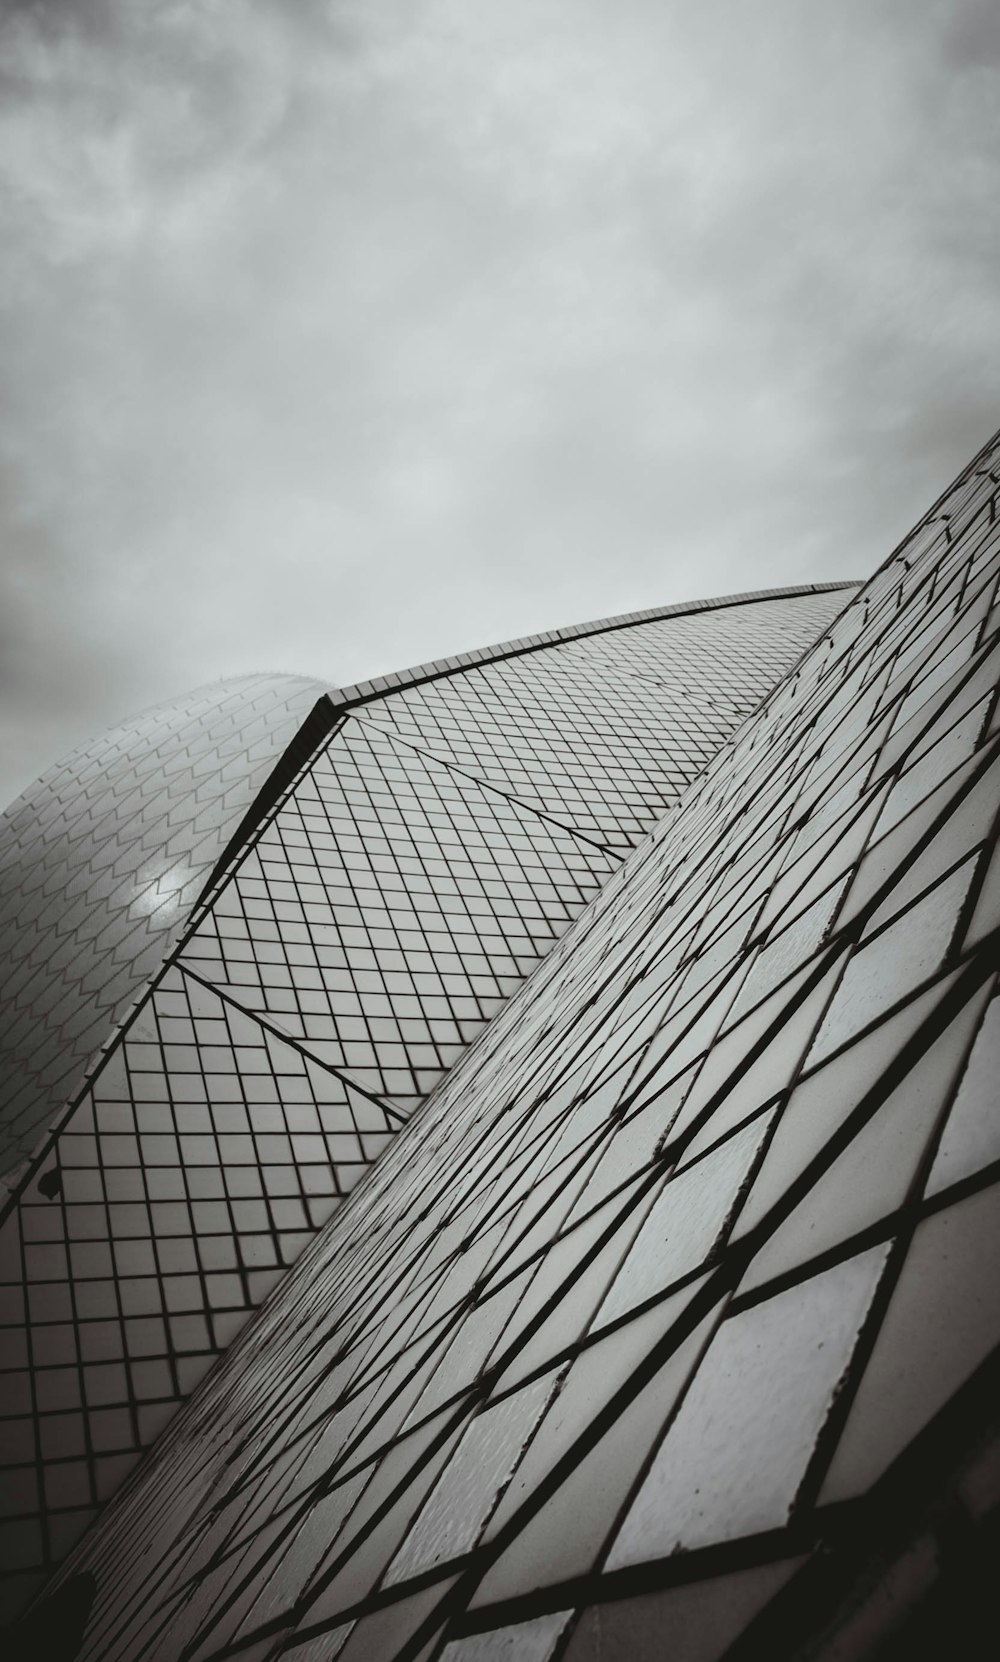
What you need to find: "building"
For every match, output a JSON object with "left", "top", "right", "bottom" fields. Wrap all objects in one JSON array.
[{"left": 2, "top": 427, "right": 999, "bottom": 1660}]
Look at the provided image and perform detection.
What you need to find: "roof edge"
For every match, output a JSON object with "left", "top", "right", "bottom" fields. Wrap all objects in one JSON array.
[{"left": 328, "top": 581, "right": 861, "bottom": 711}]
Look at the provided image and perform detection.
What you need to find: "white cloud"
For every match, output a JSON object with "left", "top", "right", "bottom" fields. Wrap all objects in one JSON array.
[{"left": 1, "top": 0, "right": 999, "bottom": 804}]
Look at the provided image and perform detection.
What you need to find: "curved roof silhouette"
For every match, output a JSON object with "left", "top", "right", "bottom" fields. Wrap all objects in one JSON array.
[{"left": 0, "top": 674, "right": 332, "bottom": 1174}]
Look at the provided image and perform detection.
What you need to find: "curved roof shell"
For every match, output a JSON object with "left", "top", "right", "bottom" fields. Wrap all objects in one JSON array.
[
  {"left": 0, "top": 674, "right": 332, "bottom": 1175},
  {"left": 18, "top": 439, "right": 1000, "bottom": 1662},
  {"left": 0, "top": 585, "right": 859, "bottom": 1615}
]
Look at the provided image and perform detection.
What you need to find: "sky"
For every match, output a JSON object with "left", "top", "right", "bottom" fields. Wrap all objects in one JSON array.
[{"left": 1, "top": 0, "right": 999, "bottom": 809}]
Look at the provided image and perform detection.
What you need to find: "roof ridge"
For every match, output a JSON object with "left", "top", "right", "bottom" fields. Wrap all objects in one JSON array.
[{"left": 327, "top": 580, "right": 860, "bottom": 711}]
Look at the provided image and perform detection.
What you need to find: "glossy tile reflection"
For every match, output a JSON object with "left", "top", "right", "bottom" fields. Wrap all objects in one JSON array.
[{"left": 0, "top": 675, "right": 333, "bottom": 1176}]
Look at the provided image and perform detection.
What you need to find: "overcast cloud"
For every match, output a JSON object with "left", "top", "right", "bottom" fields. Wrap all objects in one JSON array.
[{"left": 1, "top": 0, "right": 999, "bottom": 806}]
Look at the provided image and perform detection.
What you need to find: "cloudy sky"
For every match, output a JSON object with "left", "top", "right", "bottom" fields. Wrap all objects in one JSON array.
[{"left": 1, "top": 0, "right": 999, "bottom": 807}]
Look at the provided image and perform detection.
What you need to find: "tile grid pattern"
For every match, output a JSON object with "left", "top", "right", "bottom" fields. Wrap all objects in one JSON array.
[
  {"left": 0, "top": 675, "right": 332, "bottom": 1178},
  {"left": 24, "top": 429, "right": 1000, "bottom": 1662},
  {"left": 178, "top": 717, "right": 619, "bottom": 1113},
  {"left": 355, "top": 595, "right": 831, "bottom": 853},
  {"left": 330, "top": 583, "right": 857, "bottom": 709},
  {"left": 0, "top": 591, "right": 848, "bottom": 1619},
  {"left": 0, "top": 588, "right": 852, "bottom": 1185}
]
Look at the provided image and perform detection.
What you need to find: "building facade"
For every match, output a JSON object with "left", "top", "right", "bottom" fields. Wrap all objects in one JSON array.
[
  {"left": 0, "top": 673, "right": 335, "bottom": 1180},
  {"left": 4, "top": 429, "right": 1000, "bottom": 1660},
  {"left": 0, "top": 585, "right": 852, "bottom": 1622}
]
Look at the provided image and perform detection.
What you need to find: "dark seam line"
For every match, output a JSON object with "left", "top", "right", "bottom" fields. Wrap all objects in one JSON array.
[
  {"left": 379, "top": 942, "right": 1000, "bottom": 1662},
  {"left": 9, "top": 472, "right": 999, "bottom": 1629},
  {"left": 327, "top": 585, "right": 862, "bottom": 713},
  {"left": 176, "top": 961, "right": 408, "bottom": 1124},
  {"left": 790, "top": 964, "right": 997, "bottom": 1518},
  {"left": 349, "top": 713, "right": 629, "bottom": 861},
  {"left": 451, "top": 1521, "right": 820, "bottom": 1637},
  {"left": 728, "top": 1156, "right": 1000, "bottom": 1318}
]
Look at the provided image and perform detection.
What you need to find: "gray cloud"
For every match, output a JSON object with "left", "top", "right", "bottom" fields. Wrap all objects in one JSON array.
[{"left": 2, "top": 0, "right": 999, "bottom": 805}]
